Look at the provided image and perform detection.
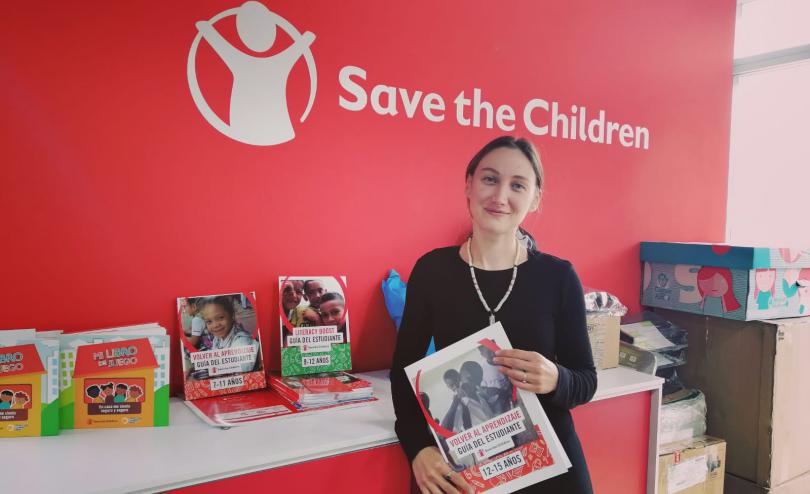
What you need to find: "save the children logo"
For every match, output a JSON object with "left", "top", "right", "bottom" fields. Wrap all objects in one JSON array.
[
  {"left": 187, "top": 1, "right": 317, "bottom": 146},
  {"left": 187, "top": 3, "right": 652, "bottom": 150}
]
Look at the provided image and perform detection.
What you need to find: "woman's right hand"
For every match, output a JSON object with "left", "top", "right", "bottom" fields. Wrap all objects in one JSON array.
[{"left": 412, "top": 446, "right": 473, "bottom": 494}]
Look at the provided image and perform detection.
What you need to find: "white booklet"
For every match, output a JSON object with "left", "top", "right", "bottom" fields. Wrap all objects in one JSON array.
[{"left": 404, "top": 322, "right": 571, "bottom": 493}]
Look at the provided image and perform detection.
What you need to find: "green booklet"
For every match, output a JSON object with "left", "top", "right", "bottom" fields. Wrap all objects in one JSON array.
[{"left": 279, "top": 276, "right": 351, "bottom": 376}]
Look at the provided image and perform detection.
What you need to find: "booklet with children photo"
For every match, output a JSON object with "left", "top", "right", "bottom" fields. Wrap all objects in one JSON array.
[
  {"left": 177, "top": 292, "right": 266, "bottom": 400},
  {"left": 404, "top": 322, "right": 571, "bottom": 494},
  {"left": 279, "top": 276, "right": 351, "bottom": 376}
]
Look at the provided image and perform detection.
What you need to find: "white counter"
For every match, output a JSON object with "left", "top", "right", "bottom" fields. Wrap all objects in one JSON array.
[
  {"left": 1, "top": 368, "right": 662, "bottom": 494},
  {"left": 592, "top": 365, "right": 663, "bottom": 402}
]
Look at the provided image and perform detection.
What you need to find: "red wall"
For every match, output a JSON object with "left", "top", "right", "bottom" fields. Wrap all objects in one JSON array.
[{"left": 0, "top": 1, "right": 735, "bottom": 391}]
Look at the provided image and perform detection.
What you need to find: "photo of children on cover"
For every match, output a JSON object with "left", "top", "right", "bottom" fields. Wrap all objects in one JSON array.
[
  {"left": 178, "top": 293, "right": 263, "bottom": 381},
  {"left": 417, "top": 340, "right": 538, "bottom": 469},
  {"left": 279, "top": 277, "right": 350, "bottom": 344}
]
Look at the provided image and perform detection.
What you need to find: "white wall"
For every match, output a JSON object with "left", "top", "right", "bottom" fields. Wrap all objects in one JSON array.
[{"left": 726, "top": 0, "right": 810, "bottom": 247}]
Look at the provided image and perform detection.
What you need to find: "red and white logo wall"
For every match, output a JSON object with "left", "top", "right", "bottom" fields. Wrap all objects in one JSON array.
[{"left": 2, "top": 1, "right": 735, "bottom": 389}]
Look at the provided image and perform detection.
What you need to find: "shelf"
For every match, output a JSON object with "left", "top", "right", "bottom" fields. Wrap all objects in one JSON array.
[{"left": 3, "top": 367, "right": 660, "bottom": 493}]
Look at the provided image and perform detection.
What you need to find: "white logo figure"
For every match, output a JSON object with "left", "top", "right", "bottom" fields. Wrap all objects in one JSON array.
[{"left": 187, "top": 1, "right": 316, "bottom": 146}]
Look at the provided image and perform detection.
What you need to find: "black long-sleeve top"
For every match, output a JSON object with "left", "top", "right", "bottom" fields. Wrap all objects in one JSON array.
[{"left": 390, "top": 246, "right": 597, "bottom": 493}]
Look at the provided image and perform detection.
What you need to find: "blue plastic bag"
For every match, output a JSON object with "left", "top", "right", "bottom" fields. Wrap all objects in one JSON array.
[{"left": 382, "top": 269, "right": 435, "bottom": 355}]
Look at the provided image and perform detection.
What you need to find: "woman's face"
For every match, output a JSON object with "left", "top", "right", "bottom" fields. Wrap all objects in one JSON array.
[
  {"left": 465, "top": 147, "right": 540, "bottom": 236},
  {"left": 202, "top": 303, "right": 234, "bottom": 339},
  {"left": 319, "top": 299, "right": 345, "bottom": 327}
]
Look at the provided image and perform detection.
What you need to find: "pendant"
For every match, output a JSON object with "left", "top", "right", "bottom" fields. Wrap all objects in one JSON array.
[{"left": 489, "top": 314, "right": 496, "bottom": 325}]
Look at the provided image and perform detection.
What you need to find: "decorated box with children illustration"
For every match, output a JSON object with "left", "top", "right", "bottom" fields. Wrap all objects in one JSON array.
[
  {"left": 58, "top": 327, "right": 170, "bottom": 429},
  {"left": 641, "top": 242, "right": 810, "bottom": 321},
  {"left": 279, "top": 276, "right": 352, "bottom": 376},
  {"left": 0, "top": 332, "right": 60, "bottom": 437},
  {"left": 177, "top": 292, "right": 266, "bottom": 400}
]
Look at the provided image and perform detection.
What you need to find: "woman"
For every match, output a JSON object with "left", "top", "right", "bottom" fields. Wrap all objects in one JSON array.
[{"left": 390, "top": 136, "right": 597, "bottom": 494}]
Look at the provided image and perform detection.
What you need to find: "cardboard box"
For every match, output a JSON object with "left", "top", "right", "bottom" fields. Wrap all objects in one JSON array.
[
  {"left": 658, "top": 436, "right": 726, "bottom": 494},
  {"left": 655, "top": 309, "right": 810, "bottom": 490},
  {"left": 585, "top": 313, "right": 619, "bottom": 369},
  {"left": 640, "top": 242, "right": 810, "bottom": 321}
]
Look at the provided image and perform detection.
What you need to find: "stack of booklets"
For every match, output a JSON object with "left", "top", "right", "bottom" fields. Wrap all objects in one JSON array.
[
  {"left": 57, "top": 323, "right": 170, "bottom": 429},
  {"left": 184, "top": 388, "right": 308, "bottom": 427},
  {"left": 178, "top": 291, "right": 279, "bottom": 427},
  {"left": 0, "top": 329, "right": 61, "bottom": 437},
  {"left": 269, "top": 371, "right": 374, "bottom": 410},
  {"left": 181, "top": 282, "right": 377, "bottom": 428},
  {"left": 273, "top": 276, "right": 376, "bottom": 413},
  {"left": 620, "top": 311, "right": 688, "bottom": 368},
  {"left": 183, "top": 382, "right": 375, "bottom": 428}
]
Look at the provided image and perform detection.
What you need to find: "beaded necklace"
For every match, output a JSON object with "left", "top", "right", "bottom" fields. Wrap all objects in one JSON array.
[{"left": 466, "top": 236, "right": 520, "bottom": 325}]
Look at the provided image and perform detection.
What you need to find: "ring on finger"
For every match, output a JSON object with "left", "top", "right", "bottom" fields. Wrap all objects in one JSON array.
[
  {"left": 443, "top": 471, "right": 453, "bottom": 482},
  {"left": 521, "top": 369, "right": 528, "bottom": 383}
]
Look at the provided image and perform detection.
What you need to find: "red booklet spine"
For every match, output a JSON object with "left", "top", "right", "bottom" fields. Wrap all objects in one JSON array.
[{"left": 269, "top": 377, "right": 303, "bottom": 403}]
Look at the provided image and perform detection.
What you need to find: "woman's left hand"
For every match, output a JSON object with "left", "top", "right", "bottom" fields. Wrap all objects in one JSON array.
[{"left": 493, "top": 349, "right": 559, "bottom": 395}]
